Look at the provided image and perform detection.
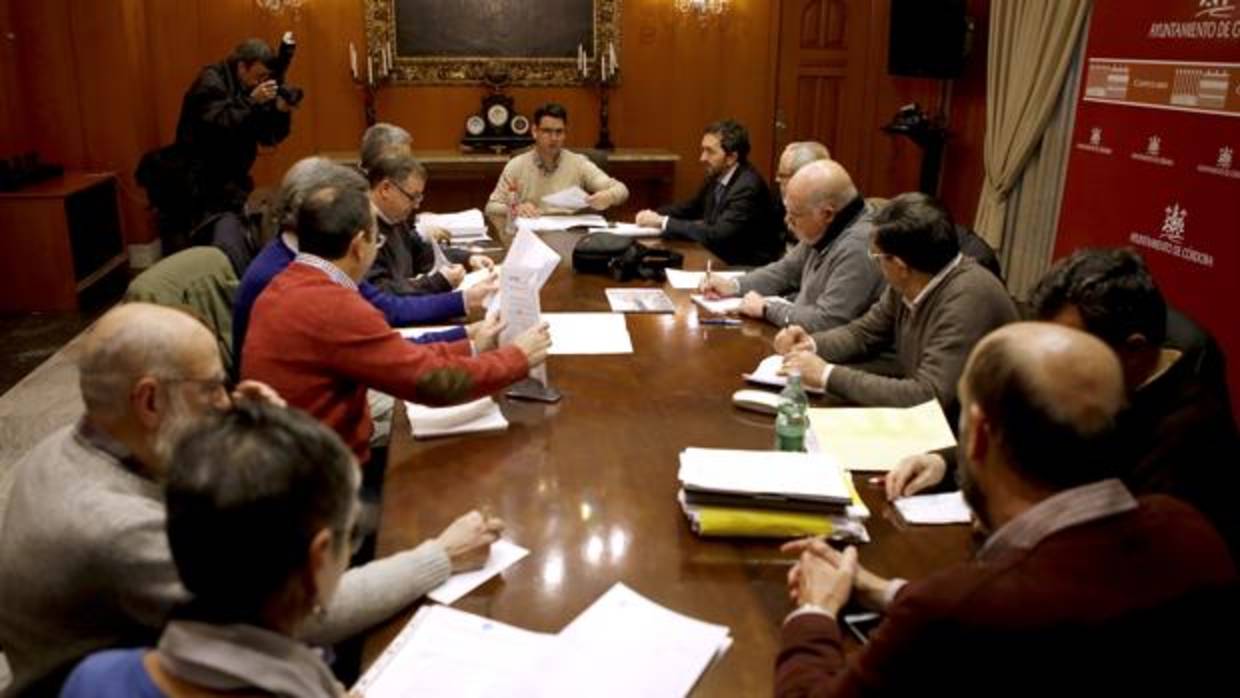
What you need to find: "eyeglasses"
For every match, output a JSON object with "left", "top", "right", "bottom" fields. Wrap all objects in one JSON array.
[
  {"left": 374, "top": 232, "right": 387, "bottom": 249},
  {"left": 868, "top": 250, "right": 890, "bottom": 265},
  {"left": 388, "top": 180, "right": 424, "bottom": 206}
]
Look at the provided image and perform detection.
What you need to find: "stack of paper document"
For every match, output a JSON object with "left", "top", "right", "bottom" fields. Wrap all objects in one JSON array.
[
  {"left": 605, "top": 288, "right": 676, "bottom": 313},
  {"left": 677, "top": 490, "right": 870, "bottom": 542},
  {"left": 405, "top": 397, "right": 508, "bottom": 439},
  {"left": 894, "top": 491, "right": 972, "bottom": 525},
  {"left": 416, "top": 209, "right": 492, "bottom": 245},
  {"left": 690, "top": 294, "right": 743, "bottom": 315},
  {"left": 516, "top": 214, "right": 608, "bottom": 233},
  {"left": 742, "top": 354, "right": 826, "bottom": 395},
  {"left": 665, "top": 268, "right": 746, "bottom": 290},
  {"left": 807, "top": 400, "right": 957, "bottom": 472},
  {"left": 542, "top": 312, "right": 634, "bottom": 354},
  {"left": 354, "top": 583, "right": 730, "bottom": 698},
  {"left": 585, "top": 222, "right": 662, "bottom": 238}
]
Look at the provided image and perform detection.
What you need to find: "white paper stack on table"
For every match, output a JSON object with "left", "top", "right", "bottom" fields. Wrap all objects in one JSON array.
[
  {"left": 353, "top": 583, "right": 731, "bottom": 698},
  {"left": 416, "top": 209, "right": 492, "bottom": 246},
  {"left": 605, "top": 288, "right": 675, "bottom": 313},
  {"left": 742, "top": 354, "right": 826, "bottom": 395},
  {"left": 405, "top": 397, "right": 508, "bottom": 439},
  {"left": 517, "top": 214, "right": 608, "bottom": 234},
  {"left": 665, "top": 268, "right": 745, "bottom": 290},
  {"left": 585, "top": 222, "right": 662, "bottom": 238},
  {"left": 541, "top": 312, "right": 634, "bottom": 354},
  {"left": 807, "top": 400, "right": 958, "bottom": 472}
]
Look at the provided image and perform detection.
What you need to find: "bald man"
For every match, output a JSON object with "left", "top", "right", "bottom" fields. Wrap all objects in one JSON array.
[
  {"left": 776, "top": 323, "right": 1237, "bottom": 697},
  {"left": 772, "top": 141, "right": 832, "bottom": 247},
  {"left": 0, "top": 303, "right": 497, "bottom": 694},
  {"left": 700, "top": 159, "right": 884, "bottom": 331}
]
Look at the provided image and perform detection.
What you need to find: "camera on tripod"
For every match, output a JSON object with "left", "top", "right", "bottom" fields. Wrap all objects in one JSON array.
[{"left": 268, "top": 31, "right": 304, "bottom": 107}]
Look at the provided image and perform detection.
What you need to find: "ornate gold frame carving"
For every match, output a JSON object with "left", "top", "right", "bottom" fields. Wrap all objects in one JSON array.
[{"left": 363, "top": 0, "right": 621, "bottom": 86}]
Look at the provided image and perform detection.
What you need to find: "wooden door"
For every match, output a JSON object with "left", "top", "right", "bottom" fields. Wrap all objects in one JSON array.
[{"left": 771, "top": 0, "right": 875, "bottom": 180}]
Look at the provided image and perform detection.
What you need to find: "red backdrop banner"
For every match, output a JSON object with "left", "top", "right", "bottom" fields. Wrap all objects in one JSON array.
[{"left": 1055, "top": 0, "right": 1240, "bottom": 414}]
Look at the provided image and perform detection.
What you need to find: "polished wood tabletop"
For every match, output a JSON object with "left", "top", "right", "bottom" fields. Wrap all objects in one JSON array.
[{"left": 366, "top": 233, "right": 974, "bottom": 695}]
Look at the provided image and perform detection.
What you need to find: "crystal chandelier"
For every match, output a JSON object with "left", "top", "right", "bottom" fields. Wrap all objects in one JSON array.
[
  {"left": 254, "top": 0, "right": 305, "bottom": 13},
  {"left": 675, "top": 0, "right": 730, "bottom": 20}
]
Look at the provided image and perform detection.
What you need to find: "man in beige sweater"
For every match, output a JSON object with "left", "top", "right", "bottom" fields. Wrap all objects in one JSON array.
[{"left": 485, "top": 102, "right": 628, "bottom": 234}]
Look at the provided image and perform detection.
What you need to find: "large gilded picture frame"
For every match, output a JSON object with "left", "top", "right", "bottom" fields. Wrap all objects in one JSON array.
[{"left": 363, "top": 0, "right": 622, "bottom": 86}]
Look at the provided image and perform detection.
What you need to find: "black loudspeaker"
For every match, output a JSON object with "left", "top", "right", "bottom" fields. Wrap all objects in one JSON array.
[{"left": 888, "top": 0, "right": 971, "bottom": 79}]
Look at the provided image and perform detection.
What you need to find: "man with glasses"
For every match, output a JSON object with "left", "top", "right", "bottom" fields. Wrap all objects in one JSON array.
[
  {"left": 697, "top": 159, "right": 883, "bottom": 332},
  {"left": 776, "top": 192, "right": 1017, "bottom": 419},
  {"left": 485, "top": 102, "right": 629, "bottom": 235},
  {"left": 366, "top": 148, "right": 495, "bottom": 303},
  {"left": 0, "top": 303, "right": 511, "bottom": 693}
]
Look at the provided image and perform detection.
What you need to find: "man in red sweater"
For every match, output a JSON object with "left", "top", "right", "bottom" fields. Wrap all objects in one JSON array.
[
  {"left": 243, "top": 168, "right": 550, "bottom": 462},
  {"left": 775, "top": 322, "right": 1237, "bottom": 697}
]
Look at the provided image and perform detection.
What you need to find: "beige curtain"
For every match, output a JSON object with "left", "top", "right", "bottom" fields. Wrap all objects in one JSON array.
[
  {"left": 974, "top": 0, "right": 1091, "bottom": 249},
  {"left": 1000, "top": 21, "right": 1087, "bottom": 299}
]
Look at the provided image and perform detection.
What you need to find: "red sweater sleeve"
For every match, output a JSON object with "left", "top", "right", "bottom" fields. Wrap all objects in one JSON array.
[{"left": 323, "top": 296, "right": 528, "bottom": 405}]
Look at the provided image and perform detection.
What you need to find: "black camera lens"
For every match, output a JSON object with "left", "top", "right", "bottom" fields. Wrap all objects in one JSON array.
[{"left": 277, "top": 85, "right": 304, "bottom": 107}]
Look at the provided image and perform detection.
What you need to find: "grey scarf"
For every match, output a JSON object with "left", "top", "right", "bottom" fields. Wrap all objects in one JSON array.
[{"left": 157, "top": 620, "right": 343, "bottom": 697}]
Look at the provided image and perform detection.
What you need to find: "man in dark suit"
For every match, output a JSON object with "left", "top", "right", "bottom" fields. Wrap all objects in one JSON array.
[
  {"left": 776, "top": 322, "right": 1237, "bottom": 697},
  {"left": 635, "top": 120, "right": 780, "bottom": 266}
]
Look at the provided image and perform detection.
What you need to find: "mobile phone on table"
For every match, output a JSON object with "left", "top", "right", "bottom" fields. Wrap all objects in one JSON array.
[{"left": 842, "top": 611, "right": 882, "bottom": 643}]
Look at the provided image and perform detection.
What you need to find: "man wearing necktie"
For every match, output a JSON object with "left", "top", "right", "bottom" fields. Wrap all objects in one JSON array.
[{"left": 636, "top": 119, "right": 782, "bottom": 267}]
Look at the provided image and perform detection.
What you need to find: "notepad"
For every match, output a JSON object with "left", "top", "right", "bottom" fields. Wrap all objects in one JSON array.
[
  {"left": 690, "top": 294, "right": 743, "bottom": 315},
  {"left": 540, "top": 186, "right": 591, "bottom": 211},
  {"left": 585, "top": 223, "right": 662, "bottom": 238},
  {"left": 894, "top": 491, "right": 972, "bottom": 525},
  {"left": 405, "top": 398, "right": 508, "bottom": 439},
  {"left": 665, "top": 268, "right": 746, "bottom": 290},
  {"left": 352, "top": 604, "right": 556, "bottom": 698},
  {"left": 807, "top": 400, "right": 958, "bottom": 472},
  {"left": 426, "top": 539, "right": 530, "bottom": 605},
  {"left": 742, "top": 354, "right": 826, "bottom": 395},
  {"left": 605, "top": 288, "right": 675, "bottom": 313},
  {"left": 516, "top": 214, "right": 608, "bottom": 233}
]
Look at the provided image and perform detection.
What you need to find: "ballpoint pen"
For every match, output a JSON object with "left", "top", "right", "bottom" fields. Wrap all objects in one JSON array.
[{"left": 700, "top": 317, "right": 741, "bottom": 326}]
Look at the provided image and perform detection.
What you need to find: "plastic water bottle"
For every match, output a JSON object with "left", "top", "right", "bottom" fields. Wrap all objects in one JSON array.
[{"left": 775, "top": 368, "right": 809, "bottom": 452}]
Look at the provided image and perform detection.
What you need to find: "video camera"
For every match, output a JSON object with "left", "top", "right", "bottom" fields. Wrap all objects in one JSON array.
[{"left": 268, "top": 31, "right": 304, "bottom": 107}]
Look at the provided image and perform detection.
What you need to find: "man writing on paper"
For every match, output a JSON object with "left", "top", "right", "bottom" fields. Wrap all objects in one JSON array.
[
  {"left": 485, "top": 103, "right": 629, "bottom": 234},
  {"left": 776, "top": 193, "right": 1017, "bottom": 416},
  {"left": 885, "top": 248, "right": 1240, "bottom": 558},
  {"left": 365, "top": 148, "right": 496, "bottom": 299},
  {"left": 636, "top": 119, "right": 781, "bottom": 266},
  {"left": 775, "top": 323, "right": 1237, "bottom": 697},
  {"left": 698, "top": 157, "right": 884, "bottom": 331},
  {"left": 243, "top": 167, "right": 550, "bottom": 465},
  {"left": 0, "top": 304, "right": 504, "bottom": 694}
]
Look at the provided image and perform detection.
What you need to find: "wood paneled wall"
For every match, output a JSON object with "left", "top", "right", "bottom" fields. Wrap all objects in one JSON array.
[{"left": 0, "top": 0, "right": 989, "bottom": 246}]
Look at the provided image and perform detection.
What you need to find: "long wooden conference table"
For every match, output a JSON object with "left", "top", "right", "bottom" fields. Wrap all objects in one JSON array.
[{"left": 365, "top": 232, "right": 974, "bottom": 695}]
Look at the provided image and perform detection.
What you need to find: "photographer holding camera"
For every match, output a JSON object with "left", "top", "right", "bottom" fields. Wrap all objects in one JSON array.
[{"left": 167, "top": 35, "right": 301, "bottom": 249}]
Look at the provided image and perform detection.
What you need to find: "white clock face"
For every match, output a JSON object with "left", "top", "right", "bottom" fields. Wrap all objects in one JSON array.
[
  {"left": 487, "top": 104, "right": 510, "bottom": 128},
  {"left": 466, "top": 115, "right": 486, "bottom": 136},
  {"left": 510, "top": 115, "right": 530, "bottom": 136}
]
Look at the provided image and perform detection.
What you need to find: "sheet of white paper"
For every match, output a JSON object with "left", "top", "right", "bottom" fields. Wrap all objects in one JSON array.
[
  {"left": 585, "top": 223, "right": 662, "bottom": 238},
  {"left": 542, "top": 312, "right": 633, "bottom": 355},
  {"left": 459, "top": 266, "right": 499, "bottom": 293},
  {"left": 429, "top": 236, "right": 452, "bottom": 273},
  {"left": 512, "top": 583, "right": 731, "bottom": 698},
  {"left": 352, "top": 604, "right": 556, "bottom": 698},
  {"left": 540, "top": 185, "right": 590, "bottom": 211},
  {"left": 497, "top": 230, "right": 561, "bottom": 346},
  {"left": 678, "top": 447, "right": 852, "bottom": 503},
  {"left": 396, "top": 325, "right": 454, "bottom": 339},
  {"left": 427, "top": 539, "right": 530, "bottom": 605},
  {"left": 690, "top": 294, "right": 743, "bottom": 315},
  {"left": 742, "top": 354, "right": 825, "bottom": 395},
  {"left": 806, "top": 400, "right": 958, "bottom": 472},
  {"left": 665, "top": 268, "right": 746, "bottom": 290},
  {"left": 604, "top": 288, "right": 676, "bottom": 313},
  {"left": 405, "top": 397, "right": 508, "bottom": 439},
  {"left": 417, "top": 209, "right": 486, "bottom": 230},
  {"left": 516, "top": 214, "right": 608, "bottom": 233},
  {"left": 894, "top": 491, "right": 972, "bottom": 525}
]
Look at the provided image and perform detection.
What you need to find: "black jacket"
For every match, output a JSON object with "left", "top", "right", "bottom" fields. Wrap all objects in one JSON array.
[
  {"left": 659, "top": 162, "right": 781, "bottom": 266},
  {"left": 174, "top": 61, "right": 290, "bottom": 214},
  {"left": 366, "top": 215, "right": 471, "bottom": 296}
]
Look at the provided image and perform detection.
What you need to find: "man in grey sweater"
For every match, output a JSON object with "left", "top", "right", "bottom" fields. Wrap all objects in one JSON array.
[
  {"left": 0, "top": 303, "right": 498, "bottom": 695},
  {"left": 699, "top": 159, "right": 885, "bottom": 332},
  {"left": 778, "top": 192, "right": 1018, "bottom": 416}
]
